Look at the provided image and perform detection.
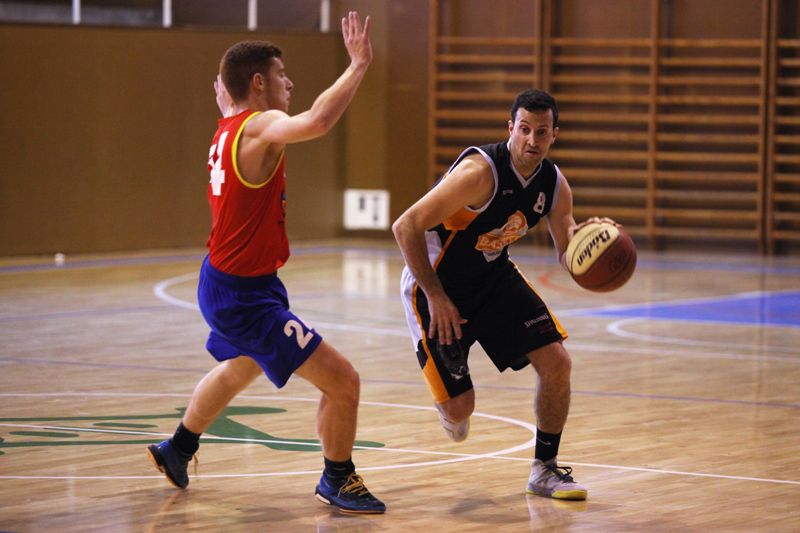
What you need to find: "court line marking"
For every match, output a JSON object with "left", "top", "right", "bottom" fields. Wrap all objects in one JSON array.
[
  {"left": 0, "top": 394, "right": 537, "bottom": 477},
  {"left": 2, "top": 380, "right": 799, "bottom": 410},
  {"left": 0, "top": 421, "right": 513, "bottom": 458},
  {"left": 5, "top": 244, "right": 800, "bottom": 275},
  {"left": 154, "top": 272, "right": 422, "bottom": 337},
  {"left": 0, "top": 393, "right": 797, "bottom": 486},
  {"left": 606, "top": 317, "right": 800, "bottom": 355},
  {"left": 148, "top": 274, "right": 800, "bottom": 413},
  {"left": 358, "top": 379, "right": 800, "bottom": 409},
  {"left": 147, "top": 275, "right": 800, "bottom": 484},
  {"left": 569, "top": 339, "right": 800, "bottom": 360},
  {"left": 560, "top": 289, "right": 799, "bottom": 317},
  {"left": 152, "top": 272, "right": 199, "bottom": 311},
  {"left": 153, "top": 272, "right": 800, "bottom": 358},
  {"left": 8, "top": 268, "right": 788, "bottom": 355}
]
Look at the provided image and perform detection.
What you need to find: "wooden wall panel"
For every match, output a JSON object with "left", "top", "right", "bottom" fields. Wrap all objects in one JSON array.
[
  {"left": 767, "top": 0, "right": 800, "bottom": 251},
  {"left": 653, "top": 36, "right": 765, "bottom": 245},
  {"left": 429, "top": 0, "right": 545, "bottom": 241},
  {"left": 430, "top": 1, "right": 541, "bottom": 181},
  {"left": 0, "top": 25, "right": 343, "bottom": 257},
  {"left": 429, "top": 0, "right": 797, "bottom": 253}
]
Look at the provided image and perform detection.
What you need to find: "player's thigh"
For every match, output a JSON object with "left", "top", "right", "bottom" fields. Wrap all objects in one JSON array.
[
  {"left": 294, "top": 340, "right": 358, "bottom": 396},
  {"left": 526, "top": 341, "right": 571, "bottom": 377},
  {"left": 477, "top": 270, "right": 566, "bottom": 371},
  {"left": 222, "top": 354, "right": 264, "bottom": 385}
]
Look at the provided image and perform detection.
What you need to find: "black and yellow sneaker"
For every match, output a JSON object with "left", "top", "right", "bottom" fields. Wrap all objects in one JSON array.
[
  {"left": 315, "top": 472, "right": 386, "bottom": 514},
  {"left": 147, "top": 439, "right": 195, "bottom": 489}
]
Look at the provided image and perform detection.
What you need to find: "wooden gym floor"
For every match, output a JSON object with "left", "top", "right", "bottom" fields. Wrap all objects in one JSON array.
[{"left": 1, "top": 240, "right": 799, "bottom": 532}]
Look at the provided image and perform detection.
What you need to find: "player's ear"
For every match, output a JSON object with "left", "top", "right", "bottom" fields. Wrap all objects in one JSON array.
[
  {"left": 552, "top": 126, "right": 559, "bottom": 143},
  {"left": 252, "top": 72, "right": 266, "bottom": 93},
  {"left": 508, "top": 119, "right": 514, "bottom": 136}
]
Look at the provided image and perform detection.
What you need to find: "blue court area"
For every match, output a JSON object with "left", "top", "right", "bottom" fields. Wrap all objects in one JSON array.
[{"left": 581, "top": 291, "right": 800, "bottom": 328}]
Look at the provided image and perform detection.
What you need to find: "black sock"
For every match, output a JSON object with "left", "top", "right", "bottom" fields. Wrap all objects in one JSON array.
[
  {"left": 534, "top": 428, "right": 562, "bottom": 463},
  {"left": 323, "top": 457, "right": 355, "bottom": 481},
  {"left": 171, "top": 422, "right": 201, "bottom": 457}
]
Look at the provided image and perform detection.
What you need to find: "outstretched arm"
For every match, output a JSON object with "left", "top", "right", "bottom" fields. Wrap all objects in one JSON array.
[{"left": 249, "top": 11, "right": 373, "bottom": 145}]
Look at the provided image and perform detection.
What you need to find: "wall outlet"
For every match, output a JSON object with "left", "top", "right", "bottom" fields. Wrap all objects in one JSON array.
[{"left": 343, "top": 189, "right": 390, "bottom": 230}]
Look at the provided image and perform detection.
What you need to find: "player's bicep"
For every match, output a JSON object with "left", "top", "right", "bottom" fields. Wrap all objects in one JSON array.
[
  {"left": 246, "top": 110, "right": 322, "bottom": 145},
  {"left": 546, "top": 171, "right": 577, "bottom": 256},
  {"left": 403, "top": 158, "right": 493, "bottom": 231}
]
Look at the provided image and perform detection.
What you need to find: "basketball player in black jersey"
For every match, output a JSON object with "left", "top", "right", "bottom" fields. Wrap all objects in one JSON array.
[{"left": 394, "top": 89, "right": 608, "bottom": 500}]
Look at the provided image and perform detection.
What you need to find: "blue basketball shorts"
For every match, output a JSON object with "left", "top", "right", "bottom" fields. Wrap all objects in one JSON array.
[{"left": 197, "top": 256, "right": 323, "bottom": 388}]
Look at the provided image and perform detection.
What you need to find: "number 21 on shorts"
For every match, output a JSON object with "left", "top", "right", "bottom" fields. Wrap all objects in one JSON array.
[{"left": 284, "top": 319, "right": 313, "bottom": 349}]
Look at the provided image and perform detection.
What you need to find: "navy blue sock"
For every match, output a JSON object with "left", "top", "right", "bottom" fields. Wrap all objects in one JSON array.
[
  {"left": 172, "top": 422, "right": 200, "bottom": 457},
  {"left": 535, "top": 428, "right": 562, "bottom": 463},
  {"left": 323, "top": 457, "right": 355, "bottom": 482}
]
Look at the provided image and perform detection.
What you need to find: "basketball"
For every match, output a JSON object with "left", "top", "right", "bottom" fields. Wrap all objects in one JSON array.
[{"left": 565, "top": 221, "right": 637, "bottom": 292}]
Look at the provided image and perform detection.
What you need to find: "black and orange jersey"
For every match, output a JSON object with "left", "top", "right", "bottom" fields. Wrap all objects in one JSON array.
[{"left": 427, "top": 141, "right": 563, "bottom": 314}]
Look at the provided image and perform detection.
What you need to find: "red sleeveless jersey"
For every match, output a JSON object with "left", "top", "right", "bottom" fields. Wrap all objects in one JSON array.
[{"left": 206, "top": 110, "right": 289, "bottom": 276}]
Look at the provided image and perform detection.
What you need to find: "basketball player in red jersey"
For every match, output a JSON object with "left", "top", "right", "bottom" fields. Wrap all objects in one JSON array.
[
  {"left": 147, "top": 12, "right": 385, "bottom": 514},
  {"left": 394, "top": 89, "right": 616, "bottom": 501}
]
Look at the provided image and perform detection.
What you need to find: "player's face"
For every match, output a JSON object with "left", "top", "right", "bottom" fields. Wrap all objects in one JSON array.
[
  {"left": 507, "top": 108, "right": 558, "bottom": 175},
  {"left": 264, "top": 58, "right": 294, "bottom": 112}
]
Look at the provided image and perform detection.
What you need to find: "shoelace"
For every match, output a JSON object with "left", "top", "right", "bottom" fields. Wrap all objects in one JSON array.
[
  {"left": 544, "top": 463, "right": 575, "bottom": 482},
  {"left": 338, "top": 473, "right": 371, "bottom": 497},
  {"left": 191, "top": 452, "right": 200, "bottom": 478}
]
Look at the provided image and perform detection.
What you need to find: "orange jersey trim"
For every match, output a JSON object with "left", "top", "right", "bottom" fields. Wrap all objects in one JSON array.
[
  {"left": 413, "top": 231, "right": 460, "bottom": 403},
  {"left": 443, "top": 207, "right": 479, "bottom": 231},
  {"left": 412, "top": 281, "right": 451, "bottom": 403},
  {"left": 511, "top": 260, "right": 568, "bottom": 340}
]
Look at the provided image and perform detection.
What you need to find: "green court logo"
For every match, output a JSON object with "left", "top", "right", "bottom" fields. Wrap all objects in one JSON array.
[{"left": 0, "top": 406, "right": 384, "bottom": 455}]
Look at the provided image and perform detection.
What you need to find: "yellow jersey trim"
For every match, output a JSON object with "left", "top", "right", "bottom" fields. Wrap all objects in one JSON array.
[{"left": 232, "top": 112, "right": 285, "bottom": 189}]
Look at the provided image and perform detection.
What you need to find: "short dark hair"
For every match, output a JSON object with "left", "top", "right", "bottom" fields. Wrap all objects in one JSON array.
[
  {"left": 220, "top": 40, "right": 283, "bottom": 102},
  {"left": 510, "top": 89, "right": 558, "bottom": 127}
]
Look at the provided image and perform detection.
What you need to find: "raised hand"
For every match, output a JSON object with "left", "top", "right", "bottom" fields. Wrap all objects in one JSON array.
[
  {"left": 214, "top": 74, "right": 235, "bottom": 118},
  {"left": 341, "top": 11, "right": 373, "bottom": 70}
]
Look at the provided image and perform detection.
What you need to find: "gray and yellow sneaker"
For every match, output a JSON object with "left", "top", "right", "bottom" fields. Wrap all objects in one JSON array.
[
  {"left": 526, "top": 458, "right": 588, "bottom": 500},
  {"left": 436, "top": 404, "right": 470, "bottom": 443}
]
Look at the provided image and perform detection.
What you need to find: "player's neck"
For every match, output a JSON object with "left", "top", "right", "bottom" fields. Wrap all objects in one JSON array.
[
  {"left": 509, "top": 155, "right": 540, "bottom": 180},
  {"left": 232, "top": 94, "right": 270, "bottom": 115}
]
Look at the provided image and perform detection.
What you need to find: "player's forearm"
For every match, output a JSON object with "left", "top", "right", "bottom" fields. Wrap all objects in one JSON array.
[
  {"left": 392, "top": 217, "right": 448, "bottom": 299},
  {"left": 306, "top": 63, "right": 368, "bottom": 135}
]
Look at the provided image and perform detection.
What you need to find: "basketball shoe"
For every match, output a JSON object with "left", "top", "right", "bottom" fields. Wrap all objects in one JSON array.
[
  {"left": 315, "top": 472, "right": 386, "bottom": 514},
  {"left": 436, "top": 403, "right": 470, "bottom": 442},
  {"left": 147, "top": 439, "right": 195, "bottom": 489},
  {"left": 526, "top": 458, "right": 588, "bottom": 500}
]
